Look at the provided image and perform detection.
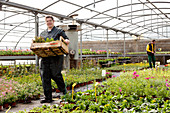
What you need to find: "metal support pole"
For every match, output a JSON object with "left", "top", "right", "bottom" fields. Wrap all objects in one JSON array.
[
  {"left": 35, "top": 13, "right": 39, "bottom": 67},
  {"left": 143, "top": 4, "right": 145, "bottom": 26},
  {"left": 163, "top": 56, "right": 165, "bottom": 65},
  {"left": 166, "top": 26, "right": 168, "bottom": 38},
  {"left": 123, "top": 34, "right": 126, "bottom": 57},
  {"left": 151, "top": 9, "right": 152, "bottom": 30},
  {"left": 106, "top": 29, "right": 109, "bottom": 59},
  {"left": 117, "top": 0, "right": 118, "bottom": 17},
  {"left": 131, "top": 0, "right": 132, "bottom": 23},
  {"left": 80, "top": 23, "right": 83, "bottom": 68},
  {"left": 162, "top": 19, "right": 163, "bottom": 36}
]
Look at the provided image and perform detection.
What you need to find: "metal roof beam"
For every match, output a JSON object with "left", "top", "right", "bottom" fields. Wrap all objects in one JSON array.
[{"left": 0, "top": 0, "right": 140, "bottom": 37}]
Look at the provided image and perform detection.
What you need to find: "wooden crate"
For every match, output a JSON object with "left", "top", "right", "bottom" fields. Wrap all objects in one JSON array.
[{"left": 30, "top": 37, "right": 68, "bottom": 57}]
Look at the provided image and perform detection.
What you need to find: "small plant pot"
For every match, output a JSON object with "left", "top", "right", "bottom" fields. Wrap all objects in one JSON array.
[
  {"left": 52, "top": 88, "right": 56, "bottom": 92},
  {"left": 56, "top": 89, "right": 60, "bottom": 93},
  {"left": 18, "top": 99, "right": 24, "bottom": 103},
  {"left": 10, "top": 102, "right": 17, "bottom": 107},
  {"left": 0, "top": 105, "right": 3, "bottom": 111},
  {"left": 96, "top": 79, "right": 100, "bottom": 82},
  {"left": 60, "top": 101, "right": 68, "bottom": 106},
  {"left": 67, "top": 87, "right": 70, "bottom": 90},
  {"left": 3, "top": 103, "right": 9, "bottom": 109},
  {"left": 84, "top": 82, "right": 87, "bottom": 85},
  {"left": 36, "top": 94, "right": 40, "bottom": 100}
]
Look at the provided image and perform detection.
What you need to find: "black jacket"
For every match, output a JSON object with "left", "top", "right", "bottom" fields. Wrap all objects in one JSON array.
[{"left": 40, "top": 26, "right": 69, "bottom": 40}]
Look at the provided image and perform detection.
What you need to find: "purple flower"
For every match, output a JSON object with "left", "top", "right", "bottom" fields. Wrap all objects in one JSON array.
[
  {"left": 101, "top": 85, "right": 104, "bottom": 87},
  {"left": 166, "top": 88, "right": 169, "bottom": 90}
]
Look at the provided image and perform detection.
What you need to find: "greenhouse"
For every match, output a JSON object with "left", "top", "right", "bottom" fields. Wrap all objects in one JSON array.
[{"left": 0, "top": 0, "right": 170, "bottom": 112}]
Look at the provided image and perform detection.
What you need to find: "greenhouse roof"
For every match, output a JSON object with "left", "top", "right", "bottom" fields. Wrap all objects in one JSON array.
[{"left": 0, "top": 0, "right": 170, "bottom": 49}]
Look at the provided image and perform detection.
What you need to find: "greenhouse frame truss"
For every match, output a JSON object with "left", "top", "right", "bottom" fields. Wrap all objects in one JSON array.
[{"left": 0, "top": 0, "right": 170, "bottom": 49}]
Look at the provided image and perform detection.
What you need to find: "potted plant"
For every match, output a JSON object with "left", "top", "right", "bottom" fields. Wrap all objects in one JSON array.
[{"left": 0, "top": 97, "right": 4, "bottom": 111}]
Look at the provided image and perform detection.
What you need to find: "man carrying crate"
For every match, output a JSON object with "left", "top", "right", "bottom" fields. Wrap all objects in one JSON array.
[{"left": 40, "top": 16, "right": 70, "bottom": 103}]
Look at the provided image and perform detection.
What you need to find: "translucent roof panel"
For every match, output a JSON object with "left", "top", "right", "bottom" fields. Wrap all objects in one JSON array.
[{"left": 1, "top": 0, "right": 170, "bottom": 49}]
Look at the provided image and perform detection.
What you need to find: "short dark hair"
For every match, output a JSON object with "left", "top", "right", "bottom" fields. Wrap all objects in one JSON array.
[
  {"left": 152, "top": 40, "right": 155, "bottom": 42},
  {"left": 45, "top": 16, "right": 54, "bottom": 20}
]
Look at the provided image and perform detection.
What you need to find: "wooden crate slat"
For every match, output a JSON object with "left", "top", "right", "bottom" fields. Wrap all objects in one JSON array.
[{"left": 30, "top": 40, "right": 68, "bottom": 57}]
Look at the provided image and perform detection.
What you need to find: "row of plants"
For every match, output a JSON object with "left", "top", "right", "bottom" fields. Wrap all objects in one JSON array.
[
  {"left": 127, "top": 51, "right": 170, "bottom": 54},
  {"left": 78, "top": 49, "right": 121, "bottom": 55},
  {"left": 0, "top": 49, "right": 34, "bottom": 56},
  {"left": 1, "top": 49, "right": 170, "bottom": 56},
  {"left": 79, "top": 49, "right": 170, "bottom": 55},
  {"left": 105, "top": 63, "right": 149, "bottom": 72},
  {"left": 0, "top": 67, "right": 112, "bottom": 111},
  {"left": 18, "top": 69, "right": 170, "bottom": 112},
  {"left": 0, "top": 75, "right": 42, "bottom": 110},
  {"left": 98, "top": 57, "right": 131, "bottom": 63},
  {"left": 0, "top": 63, "right": 38, "bottom": 77}
]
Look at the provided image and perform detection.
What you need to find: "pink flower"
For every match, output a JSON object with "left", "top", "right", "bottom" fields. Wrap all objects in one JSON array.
[
  {"left": 166, "top": 83, "right": 170, "bottom": 87},
  {"left": 163, "top": 76, "right": 165, "bottom": 78},
  {"left": 119, "top": 88, "right": 122, "bottom": 92},
  {"left": 166, "top": 79, "right": 168, "bottom": 82},
  {"left": 133, "top": 71, "right": 137, "bottom": 75},
  {"left": 106, "top": 72, "right": 110, "bottom": 74},
  {"left": 112, "top": 75, "right": 116, "bottom": 77},
  {"left": 2, "top": 92, "right": 6, "bottom": 96},
  {"left": 133, "top": 77, "right": 136, "bottom": 79},
  {"left": 151, "top": 77, "right": 154, "bottom": 78},
  {"left": 135, "top": 75, "right": 139, "bottom": 77},
  {"left": 10, "top": 87, "right": 12, "bottom": 90},
  {"left": 145, "top": 77, "right": 150, "bottom": 79}
]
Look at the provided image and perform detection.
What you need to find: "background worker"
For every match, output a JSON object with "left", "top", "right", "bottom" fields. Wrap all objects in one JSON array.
[{"left": 146, "top": 40, "right": 156, "bottom": 68}]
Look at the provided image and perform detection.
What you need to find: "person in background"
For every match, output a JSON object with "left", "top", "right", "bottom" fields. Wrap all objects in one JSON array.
[
  {"left": 146, "top": 40, "right": 156, "bottom": 68},
  {"left": 39, "top": 16, "right": 70, "bottom": 103}
]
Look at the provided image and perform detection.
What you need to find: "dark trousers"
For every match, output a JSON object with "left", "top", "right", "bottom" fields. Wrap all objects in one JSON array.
[
  {"left": 148, "top": 54, "right": 155, "bottom": 68},
  {"left": 40, "top": 55, "right": 66, "bottom": 100}
]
